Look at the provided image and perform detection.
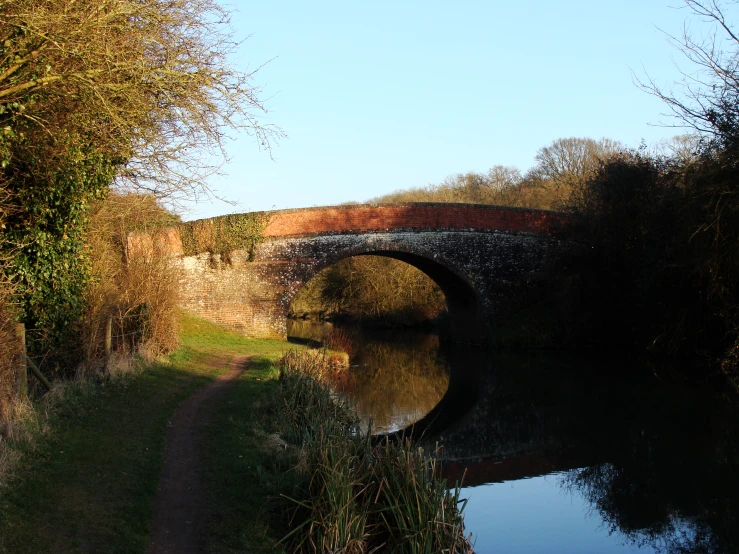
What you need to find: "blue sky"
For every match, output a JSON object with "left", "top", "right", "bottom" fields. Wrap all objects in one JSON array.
[{"left": 184, "top": 1, "right": 709, "bottom": 219}]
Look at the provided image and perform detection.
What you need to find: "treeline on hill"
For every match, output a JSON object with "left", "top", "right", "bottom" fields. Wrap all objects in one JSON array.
[
  {"left": 0, "top": 0, "right": 276, "bottom": 429},
  {"left": 370, "top": 137, "right": 625, "bottom": 210}
]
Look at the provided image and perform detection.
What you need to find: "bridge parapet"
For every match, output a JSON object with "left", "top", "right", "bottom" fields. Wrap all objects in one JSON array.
[{"left": 260, "top": 203, "right": 567, "bottom": 238}]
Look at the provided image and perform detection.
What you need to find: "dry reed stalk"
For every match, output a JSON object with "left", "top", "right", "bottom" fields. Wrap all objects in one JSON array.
[
  {"left": 0, "top": 278, "right": 19, "bottom": 434},
  {"left": 325, "top": 327, "right": 355, "bottom": 357}
]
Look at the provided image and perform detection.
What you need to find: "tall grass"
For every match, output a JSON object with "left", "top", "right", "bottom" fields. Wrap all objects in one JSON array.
[
  {"left": 0, "top": 278, "right": 18, "bottom": 428},
  {"left": 276, "top": 350, "right": 473, "bottom": 554}
]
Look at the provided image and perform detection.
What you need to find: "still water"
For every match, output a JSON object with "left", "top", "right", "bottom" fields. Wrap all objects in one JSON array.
[{"left": 287, "top": 319, "right": 739, "bottom": 554}]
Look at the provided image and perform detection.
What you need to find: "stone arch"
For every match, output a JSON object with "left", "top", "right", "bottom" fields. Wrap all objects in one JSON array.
[{"left": 282, "top": 241, "right": 491, "bottom": 344}]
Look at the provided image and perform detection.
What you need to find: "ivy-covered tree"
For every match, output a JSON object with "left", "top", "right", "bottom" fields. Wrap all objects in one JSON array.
[{"left": 0, "top": 0, "right": 281, "bottom": 363}]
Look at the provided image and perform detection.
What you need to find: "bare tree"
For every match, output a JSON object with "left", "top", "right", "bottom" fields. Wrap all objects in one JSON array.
[
  {"left": 638, "top": 0, "right": 739, "bottom": 146},
  {"left": 653, "top": 134, "right": 702, "bottom": 163},
  {"left": 533, "top": 137, "right": 623, "bottom": 186},
  {"left": 486, "top": 165, "right": 523, "bottom": 190},
  {"left": 0, "top": 0, "right": 283, "bottom": 203},
  {"left": 530, "top": 137, "right": 624, "bottom": 206}
]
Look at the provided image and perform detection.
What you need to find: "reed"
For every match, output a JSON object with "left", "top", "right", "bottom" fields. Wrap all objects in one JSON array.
[
  {"left": 325, "top": 326, "right": 356, "bottom": 357},
  {"left": 276, "top": 349, "right": 474, "bottom": 554},
  {"left": 0, "top": 278, "right": 18, "bottom": 431}
]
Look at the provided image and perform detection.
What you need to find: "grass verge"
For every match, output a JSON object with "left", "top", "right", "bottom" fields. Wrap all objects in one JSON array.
[
  {"left": 0, "top": 314, "right": 290, "bottom": 554},
  {"left": 0, "top": 315, "right": 471, "bottom": 553}
]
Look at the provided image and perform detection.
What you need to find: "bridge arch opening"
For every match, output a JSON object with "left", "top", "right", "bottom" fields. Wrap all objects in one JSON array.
[
  {"left": 287, "top": 251, "right": 489, "bottom": 343},
  {"left": 287, "top": 252, "right": 489, "bottom": 434}
]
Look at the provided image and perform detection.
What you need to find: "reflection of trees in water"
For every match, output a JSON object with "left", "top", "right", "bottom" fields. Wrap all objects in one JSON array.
[
  {"left": 435, "top": 355, "right": 603, "bottom": 461},
  {"left": 560, "top": 422, "right": 739, "bottom": 554},
  {"left": 347, "top": 340, "right": 450, "bottom": 433},
  {"left": 287, "top": 319, "right": 450, "bottom": 433},
  {"left": 432, "top": 353, "right": 739, "bottom": 553},
  {"left": 287, "top": 319, "right": 334, "bottom": 346}
]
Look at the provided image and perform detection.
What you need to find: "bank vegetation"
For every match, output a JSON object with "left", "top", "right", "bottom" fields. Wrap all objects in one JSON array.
[{"left": 275, "top": 349, "right": 473, "bottom": 554}]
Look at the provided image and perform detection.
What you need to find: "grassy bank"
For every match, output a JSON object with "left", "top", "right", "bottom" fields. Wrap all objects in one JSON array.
[
  {"left": 0, "top": 314, "right": 471, "bottom": 553},
  {"left": 0, "top": 314, "right": 290, "bottom": 554}
]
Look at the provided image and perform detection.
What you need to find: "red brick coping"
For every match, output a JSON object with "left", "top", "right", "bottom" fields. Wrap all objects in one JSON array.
[{"left": 261, "top": 203, "right": 566, "bottom": 237}]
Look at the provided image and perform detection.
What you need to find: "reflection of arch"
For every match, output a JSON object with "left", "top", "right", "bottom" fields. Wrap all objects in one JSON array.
[
  {"left": 286, "top": 247, "right": 490, "bottom": 343},
  {"left": 389, "top": 343, "right": 492, "bottom": 440}
]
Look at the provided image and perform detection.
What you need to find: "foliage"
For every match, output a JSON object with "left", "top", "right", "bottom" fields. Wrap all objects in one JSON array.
[
  {"left": 559, "top": 152, "right": 684, "bottom": 351},
  {"left": 371, "top": 165, "right": 541, "bottom": 208},
  {"left": 179, "top": 212, "right": 270, "bottom": 260},
  {"left": 530, "top": 137, "right": 624, "bottom": 206},
  {"left": 0, "top": 0, "right": 280, "bottom": 200},
  {"left": 82, "top": 194, "right": 182, "bottom": 367},
  {"left": 555, "top": 143, "right": 739, "bottom": 376},
  {"left": 1, "top": 143, "right": 117, "bottom": 364},
  {"left": 681, "top": 145, "right": 739, "bottom": 370}
]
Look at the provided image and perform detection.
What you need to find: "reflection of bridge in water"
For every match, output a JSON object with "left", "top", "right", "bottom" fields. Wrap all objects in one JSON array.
[{"left": 443, "top": 450, "right": 596, "bottom": 488}]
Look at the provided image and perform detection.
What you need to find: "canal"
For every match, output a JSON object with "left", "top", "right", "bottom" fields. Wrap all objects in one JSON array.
[{"left": 288, "top": 319, "right": 739, "bottom": 554}]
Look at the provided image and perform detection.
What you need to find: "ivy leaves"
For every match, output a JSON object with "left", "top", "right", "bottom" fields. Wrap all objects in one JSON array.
[{"left": 2, "top": 140, "right": 117, "bottom": 361}]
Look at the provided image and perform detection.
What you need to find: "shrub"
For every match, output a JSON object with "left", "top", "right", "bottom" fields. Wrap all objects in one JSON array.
[{"left": 80, "top": 194, "right": 181, "bottom": 374}]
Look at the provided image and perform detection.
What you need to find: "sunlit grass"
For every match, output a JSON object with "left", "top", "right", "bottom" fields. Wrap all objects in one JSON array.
[{"left": 0, "top": 313, "right": 294, "bottom": 553}]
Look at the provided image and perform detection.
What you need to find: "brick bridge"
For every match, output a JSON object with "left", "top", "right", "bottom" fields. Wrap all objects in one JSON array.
[{"left": 161, "top": 203, "right": 568, "bottom": 342}]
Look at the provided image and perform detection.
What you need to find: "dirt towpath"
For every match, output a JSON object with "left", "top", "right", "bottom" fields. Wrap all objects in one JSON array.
[{"left": 146, "top": 355, "right": 250, "bottom": 554}]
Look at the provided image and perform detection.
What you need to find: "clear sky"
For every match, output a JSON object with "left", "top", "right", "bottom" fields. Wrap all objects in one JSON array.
[{"left": 183, "top": 1, "right": 707, "bottom": 220}]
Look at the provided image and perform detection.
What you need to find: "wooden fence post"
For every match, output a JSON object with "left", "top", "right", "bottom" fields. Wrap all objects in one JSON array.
[
  {"left": 25, "top": 355, "right": 52, "bottom": 391},
  {"left": 15, "top": 323, "right": 27, "bottom": 399}
]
